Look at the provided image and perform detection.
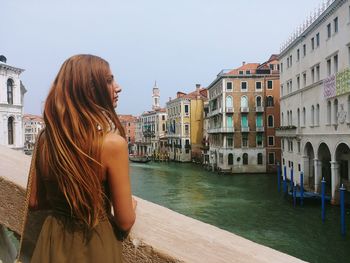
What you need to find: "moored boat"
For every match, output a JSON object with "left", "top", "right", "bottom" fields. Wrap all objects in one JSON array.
[{"left": 129, "top": 155, "right": 151, "bottom": 163}]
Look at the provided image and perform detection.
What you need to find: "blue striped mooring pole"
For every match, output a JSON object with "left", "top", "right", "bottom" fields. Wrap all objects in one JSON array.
[
  {"left": 340, "top": 184, "right": 346, "bottom": 236},
  {"left": 300, "top": 172, "right": 304, "bottom": 206},
  {"left": 283, "top": 166, "right": 287, "bottom": 193},
  {"left": 321, "top": 178, "right": 326, "bottom": 223},
  {"left": 293, "top": 182, "right": 297, "bottom": 207},
  {"left": 290, "top": 167, "right": 294, "bottom": 193},
  {"left": 277, "top": 163, "right": 281, "bottom": 192}
]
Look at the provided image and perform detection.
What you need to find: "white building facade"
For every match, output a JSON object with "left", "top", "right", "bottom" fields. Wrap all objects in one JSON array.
[
  {"left": 23, "top": 114, "right": 45, "bottom": 152},
  {"left": 0, "top": 56, "right": 26, "bottom": 149},
  {"left": 277, "top": 0, "right": 350, "bottom": 203}
]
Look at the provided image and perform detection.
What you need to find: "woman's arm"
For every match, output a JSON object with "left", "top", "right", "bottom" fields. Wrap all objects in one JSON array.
[{"left": 102, "top": 133, "right": 136, "bottom": 232}]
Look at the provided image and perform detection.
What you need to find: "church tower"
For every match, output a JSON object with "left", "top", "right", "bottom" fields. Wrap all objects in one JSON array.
[{"left": 152, "top": 81, "right": 160, "bottom": 110}]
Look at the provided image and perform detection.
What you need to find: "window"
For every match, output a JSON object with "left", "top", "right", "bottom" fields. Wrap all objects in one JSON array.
[
  {"left": 303, "top": 44, "right": 306, "bottom": 56},
  {"left": 242, "top": 133, "right": 248, "bottom": 147},
  {"left": 7, "top": 79, "right": 13, "bottom": 105},
  {"left": 246, "top": 70, "right": 250, "bottom": 74},
  {"left": 297, "top": 108, "right": 300, "bottom": 127},
  {"left": 8, "top": 117, "right": 14, "bottom": 145},
  {"left": 268, "top": 115, "right": 274, "bottom": 127},
  {"left": 327, "top": 101, "right": 332, "bottom": 125},
  {"left": 297, "top": 142, "right": 301, "bottom": 153},
  {"left": 334, "top": 17, "right": 338, "bottom": 33},
  {"left": 311, "top": 37, "right": 315, "bottom": 50},
  {"left": 227, "top": 135, "right": 233, "bottom": 147},
  {"left": 302, "top": 107, "right": 306, "bottom": 127},
  {"left": 256, "top": 81, "right": 262, "bottom": 90},
  {"left": 327, "top": 23, "right": 331, "bottom": 38},
  {"left": 287, "top": 57, "right": 290, "bottom": 68},
  {"left": 162, "top": 123, "right": 165, "bottom": 131},
  {"left": 268, "top": 136, "right": 274, "bottom": 146},
  {"left": 303, "top": 72, "right": 306, "bottom": 88},
  {"left": 282, "top": 112, "right": 284, "bottom": 126},
  {"left": 162, "top": 115, "right": 165, "bottom": 120},
  {"left": 241, "top": 82, "right": 247, "bottom": 91},
  {"left": 269, "top": 64, "right": 274, "bottom": 70},
  {"left": 184, "top": 124, "right": 189, "bottom": 135},
  {"left": 256, "top": 133, "right": 263, "bottom": 147},
  {"left": 311, "top": 105, "right": 315, "bottom": 126},
  {"left": 241, "top": 114, "right": 248, "bottom": 128},
  {"left": 316, "top": 33, "right": 320, "bottom": 47},
  {"left": 334, "top": 99, "right": 338, "bottom": 125},
  {"left": 316, "top": 65, "right": 320, "bottom": 81},
  {"left": 228, "top": 153, "right": 234, "bottom": 165},
  {"left": 257, "top": 153, "right": 263, "bottom": 165},
  {"left": 226, "top": 82, "right": 233, "bottom": 91},
  {"left": 241, "top": 96, "right": 248, "bottom": 108},
  {"left": 316, "top": 104, "right": 320, "bottom": 126},
  {"left": 227, "top": 115, "right": 233, "bottom": 128},
  {"left": 256, "top": 96, "right": 262, "bottom": 107},
  {"left": 281, "top": 85, "right": 284, "bottom": 96},
  {"left": 266, "top": 96, "right": 274, "bottom": 107},
  {"left": 280, "top": 63, "right": 283, "bottom": 73},
  {"left": 289, "top": 55, "right": 292, "bottom": 66},
  {"left": 327, "top": 59, "right": 331, "bottom": 76},
  {"left": 334, "top": 55, "right": 338, "bottom": 73},
  {"left": 282, "top": 139, "right": 285, "bottom": 150},
  {"left": 226, "top": 96, "right": 233, "bottom": 108},
  {"left": 185, "top": 105, "right": 189, "bottom": 115},
  {"left": 256, "top": 113, "right": 263, "bottom": 127},
  {"left": 267, "top": 80, "right": 273, "bottom": 89},
  {"left": 268, "top": 153, "right": 275, "bottom": 165},
  {"left": 297, "top": 75, "right": 300, "bottom": 89},
  {"left": 297, "top": 49, "right": 300, "bottom": 61},
  {"left": 311, "top": 68, "right": 315, "bottom": 83},
  {"left": 239, "top": 71, "right": 243, "bottom": 75},
  {"left": 243, "top": 153, "right": 248, "bottom": 165}
]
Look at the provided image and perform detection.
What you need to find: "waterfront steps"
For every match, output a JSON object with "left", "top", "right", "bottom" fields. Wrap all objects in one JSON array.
[{"left": 0, "top": 146, "right": 307, "bottom": 263}]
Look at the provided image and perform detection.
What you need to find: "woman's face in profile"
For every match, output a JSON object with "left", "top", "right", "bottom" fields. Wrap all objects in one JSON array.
[{"left": 106, "top": 69, "right": 121, "bottom": 108}]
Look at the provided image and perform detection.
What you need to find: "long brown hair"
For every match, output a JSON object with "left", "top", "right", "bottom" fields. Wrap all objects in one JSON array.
[{"left": 42, "top": 54, "right": 125, "bottom": 229}]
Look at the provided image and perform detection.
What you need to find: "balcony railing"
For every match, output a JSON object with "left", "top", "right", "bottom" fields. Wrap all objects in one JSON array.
[
  {"left": 275, "top": 125, "right": 298, "bottom": 138},
  {"left": 241, "top": 107, "right": 249, "bottom": 113},
  {"left": 254, "top": 106, "right": 264, "bottom": 112},
  {"left": 256, "top": 126, "right": 264, "bottom": 132},
  {"left": 208, "top": 108, "right": 222, "bottom": 117},
  {"left": 208, "top": 127, "right": 235, "bottom": 133},
  {"left": 225, "top": 107, "right": 234, "bottom": 113},
  {"left": 241, "top": 126, "right": 250, "bottom": 132}
]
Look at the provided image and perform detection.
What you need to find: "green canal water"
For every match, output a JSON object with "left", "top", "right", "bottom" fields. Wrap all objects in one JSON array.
[{"left": 130, "top": 162, "right": 350, "bottom": 263}]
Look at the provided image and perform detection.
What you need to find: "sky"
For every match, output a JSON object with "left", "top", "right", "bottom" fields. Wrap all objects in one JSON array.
[{"left": 2, "top": 0, "right": 322, "bottom": 116}]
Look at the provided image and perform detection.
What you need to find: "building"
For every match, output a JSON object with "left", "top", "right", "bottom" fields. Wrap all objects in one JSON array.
[
  {"left": 135, "top": 83, "right": 167, "bottom": 157},
  {"left": 119, "top": 114, "right": 137, "bottom": 153},
  {"left": 207, "top": 55, "right": 281, "bottom": 173},
  {"left": 166, "top": 84, "right": 207, "bottom": 162},
  {"left": 276, "top": 0, "right": 350, "bottom": 204},
  {"left": 23, "top": 114, "right": 45, "bottom": 152},
  {"left": 0, "top": 55, "right": 26, "bottom": 149}
]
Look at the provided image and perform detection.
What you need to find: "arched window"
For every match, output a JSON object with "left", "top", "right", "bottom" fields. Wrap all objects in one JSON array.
[
  {"left": 226, "top": 96, "right": 233, "bottom": 108},
  {"left": 327, "top": 100, "right": 331, "bottom": 124},
  {"left": 316, "top": 104, "right": 320, "bottom": 126},
  {"left": 266, "top": 96, "right": 274, "bottom": 107},
  {"left": 228, "top": 153, "right": 233, "bottom": 165},
  {"left": 241, "top": 96, "right": 248, "bottom": 108},
  {"left": 281, "top": 112, "right": 284, "bottom": 126},
  {"left": 8, "top": 117, "right": 14, "bottom": 145},
  {"left": 302, "top": 107, "right": 306, "bottom": 126},
  {"left": 243, "top": 153, "right": 248, "bottom": 165},
  {"left": 7, "top": 79, "right": 14, "bottom": 105},
  {"left": 257, "top": 153, "right": 263, "bottom": 165},
  {"left": 297, "top": 108, "right": 300, "bottom": 127},
  {"left": 334, "top": 99, "right": 338, "bottom": 124},
  {"left": 290, "top": 110, "right": 293, "bottom": 125},
  {"left": 287, "top": 111, "right": 290, "bottom": 125},
  {"left": 311, "top": 105, "right": 315, "bottom": 126},
  {"left": 256, "top": 96, "right": 262, "bottom": 107},
  {"left": 268, "top": 115, "right": 274, "bottom": 127}
]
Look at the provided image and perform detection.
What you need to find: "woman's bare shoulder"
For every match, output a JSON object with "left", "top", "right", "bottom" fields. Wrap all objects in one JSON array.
[{"left": 102, "top": 132, "right": 128, "bottom": 155}]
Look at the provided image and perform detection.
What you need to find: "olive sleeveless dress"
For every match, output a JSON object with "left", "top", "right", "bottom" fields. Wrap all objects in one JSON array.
[{"left": 30, "top": 179, "right": 123, "bottom": 263}]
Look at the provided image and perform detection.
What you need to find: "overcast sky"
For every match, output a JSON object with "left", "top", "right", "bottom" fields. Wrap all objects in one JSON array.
[{"left": 2, "top": 0, "right": 322, "bottom": 116}]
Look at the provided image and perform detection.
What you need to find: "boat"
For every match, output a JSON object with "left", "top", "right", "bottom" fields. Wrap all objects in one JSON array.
[{"left": 129, "top": 155, "right": 151, "bottom": 163}]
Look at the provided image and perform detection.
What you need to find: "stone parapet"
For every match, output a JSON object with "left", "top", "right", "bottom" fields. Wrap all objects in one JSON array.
[{"left": 0, "top": 146, "right": 307, "bottom": 263}]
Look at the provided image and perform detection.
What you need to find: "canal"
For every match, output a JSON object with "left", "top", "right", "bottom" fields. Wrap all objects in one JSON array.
[{"left": 130, "top": 162, "right": 349, "bottom": 263}]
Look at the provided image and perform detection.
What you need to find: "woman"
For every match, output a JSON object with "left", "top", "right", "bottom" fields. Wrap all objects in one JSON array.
[{"left": 27, "top": 54, "right": 136, "bottom": 262}]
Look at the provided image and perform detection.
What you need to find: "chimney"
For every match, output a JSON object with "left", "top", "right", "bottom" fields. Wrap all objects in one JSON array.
[
  {"left": 242, "top": 61, "right": 246, "bottom": 66},
  {"left": 196, "top": 84, "right": 201, "bottom": 98}
]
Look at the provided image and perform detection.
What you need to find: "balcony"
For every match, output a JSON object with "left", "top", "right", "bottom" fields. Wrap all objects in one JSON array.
[
  {"left": 254, "top": 106, "right": 264, "bottom": 112},
  {"left": 240, "top": 107, "right": 249, "bottom": 113},
  {"left": 225, "top": 107, "right": 234, "bottom": 113},
  {"left": 208, "top": 127, "right": 222, "bottom": 134},
  {"left": 208, "top": 108, "right": 222, "bottom": 117},
  {"left": 241, "top": 126, "right": 250, "bottom": 132},
  {"left": 208, "top": 127, "right": 235, "bottom": 133},
  {"left": 275, "top": 125, "right": 298, "bottom": 138},
  {"left": 256, "top": 126, "right": 264, "bottom": 132}
]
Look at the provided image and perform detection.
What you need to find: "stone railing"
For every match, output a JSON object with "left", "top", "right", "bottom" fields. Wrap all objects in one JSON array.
[{"left": 0, "top": 146, "right": 306, "bottom": 263}]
